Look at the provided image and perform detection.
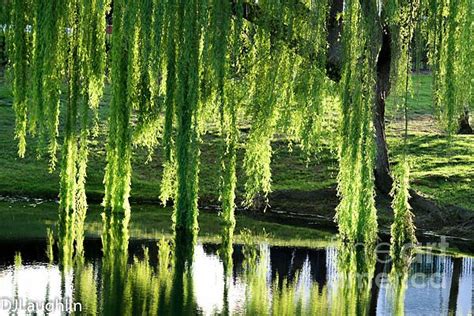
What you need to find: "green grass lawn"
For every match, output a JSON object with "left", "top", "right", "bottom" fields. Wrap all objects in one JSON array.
[
  {"left": 0, "top": 73, "right": 472, "bottom": 212},
  {"left": 386, "top": 73, "right": 435, "bottom": 117},
  {"left": 0, "top": 82, "right": 339, "bottom": 203},
  {"left": 385, "top": 73, "right": 474, "bottom": 210}
]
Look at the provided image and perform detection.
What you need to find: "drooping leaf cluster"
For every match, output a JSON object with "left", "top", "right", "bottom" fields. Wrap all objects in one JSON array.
[
  {"left": 5, "top": 0, "right": 110, "bottom": 262},
  {"left": 336, "top": 0, "right": 378, "bottom": 244},
  {"left": 8, "top": 0, "right": 30, "bottom": 157},
  {"left": 390, "top": 160, "right": 416, "bottom": 256},
  {"left": 387, "top": 0, "right": 421, "bottom": 103},
  {"left": 424, "top": 0, "right": 473, "bottom": 133}
]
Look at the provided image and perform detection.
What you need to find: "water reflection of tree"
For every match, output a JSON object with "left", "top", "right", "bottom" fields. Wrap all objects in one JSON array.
[
  {"left": 99, "top": 210, "right": 198, "bottom": 314},
  {"left": 389, "top": 246, "right": 414, "bottom": 316},
  {"left": 51, "top": 218, "right": 444, "bottom": 315},
  {"left": 170, "top": 230, "right": 197, "bottom": 315},
  {"left": 447, "top": 257, "right": 462, "bottom": 315},
  {"left": 218, "top": 224, "right": 234, "bottom": 316},
  {"left": 100, "top": 210, "right": 131, "bottom": 315},
  {"left": 331, "top": 243, "right": 376, "bottom": 315}
]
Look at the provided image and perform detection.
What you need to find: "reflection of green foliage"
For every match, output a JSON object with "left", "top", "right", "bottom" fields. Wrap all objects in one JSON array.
[
  {"left": 46, "top": 227, "right": 54, "bottom": 264},
  {"left": 100, "top": 209, "right": 131, "bottom": 315},
  {"left": 75, "top": 262, "right": 98, "bottom": 316},
  {"left": 271, "top": 274, "right": 330, "bottom": 315},
  {"left": 241, "top": 228, "right": 261, "bottom": 267},
  {"left": 388, "top": 249, "right": 413, "bottom": 316},
  {"left": 170, "top": 229, "right": 198, "bottom": 314},
  {"left": 219, "top": 224, "right": 234, "bottom": 278},
  {"left": 271, "top": 275, "right": 300, "bottom": 315},
  {"left": 241, "top": 230, "right": 332, "bottom": 315},
  {"left": 243, "top": 244, "right": 270, "bottom": 315},
  {"left": 93, "top": 228, "right": 196, "bottom": 315},
  {"left": 14, "top": 251, "right": 22, "bottom": 267},
  {"left": 332, "top": 243, "right": 376, "bottom": 315},
  {"left": 128, "top": 248, "right": 159, "bottom": 315}
]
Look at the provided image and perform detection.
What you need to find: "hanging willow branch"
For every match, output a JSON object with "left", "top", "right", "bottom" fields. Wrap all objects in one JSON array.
[
  {"left": 76, "top": 0, "right": 111, "bottom": 256},
  {"left": 386, "top": 0, "right": 420, "bottom": 250},
  {"left": 390, "top": 160, "right": 416, "bottom": 255},
  {"left": 336, "top": 0, "right": 378, "bottom": 243},
  {"left": 160, "top": 0, "right": 178, "bottom": 205},
  {"left": 173, "top": 0, "right": 202, "bottom": 234},
  {"left": 208, "top": 0, "right": 237, "bottom": 228},
  {"left": 425, "top": 0, "right": 472, "bottom": 133},
  {"left": 10, "top": 0, "right": 29, "bottom": 157},
  {"left": 58, "top": 0, "right": 81, "bottom": 265},
  {"left": 103, "top": 0, "right": 138, "bottom": 215},
  {"left": 30, "top": 0, "right": 67, "bottom": 170}
]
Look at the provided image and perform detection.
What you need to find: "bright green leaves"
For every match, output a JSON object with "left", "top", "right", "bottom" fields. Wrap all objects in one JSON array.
[
  {"left": 241, "top": 0, "right": 330, "bottom": 207},
  {"left": 58, "top": 0, "right": 111, "bottom": 263},
  {"left": 385, "top": 0, "right": 421, "bottom": 248},
  {"left": 388, "top": 0, "right": 421, "bottom": 105},
  {"left": 30, "top": 0, "right": 67, "bottom": 170},
  {"left": 103, "top": 0, "right": 137, "bottom": 215},
  {"left": 9, "top": 0, "right": 29, "bottom": 157},
  {"left": 336, "top": 0, "right": 378, "bottom": 244},
  {"left": 208, "top": 0, "right": 237, "bottom": 228},
  {"left": 242, "top": 27, "right": 282, "bottom": 207},
  {"left": 160, "top": 0, "right": 178, "bottom": 205},
  {"left": 173, "top": 0, "right": 202, "bottom": 234},
  {"left": 8, "top": 0, "right": 470, "bottom": 248},
  {"left": 390, "top": 160, "right": 416, "bottom": 256},
  {"left": 425, "top": 0, "right": 473, "bottom": 133}
]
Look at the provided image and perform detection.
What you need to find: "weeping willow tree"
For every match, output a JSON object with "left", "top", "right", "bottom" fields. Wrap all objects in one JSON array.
[{"left": 6, "top": 0, "right": 473, "bottom": 247}]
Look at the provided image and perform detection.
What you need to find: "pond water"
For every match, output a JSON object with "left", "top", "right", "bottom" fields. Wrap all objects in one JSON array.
[{"left": 0, "top": 237, "right": 472, "bottom": 315}]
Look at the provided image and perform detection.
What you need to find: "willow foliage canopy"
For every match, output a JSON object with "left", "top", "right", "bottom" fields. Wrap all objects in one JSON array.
[{"left": 3, "top": 0, "right": 473, "bottom": 243}]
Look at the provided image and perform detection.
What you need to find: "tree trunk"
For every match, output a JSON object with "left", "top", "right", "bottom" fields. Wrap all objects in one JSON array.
[
  {"left": 373, "top": 24, "right": 445, "bottom": 219},
  {"left": 374, "top": 26, "right": 393, "bottom": 195},
  {"left": 458, "top": 108, "right": 473, "bottom": 134}
]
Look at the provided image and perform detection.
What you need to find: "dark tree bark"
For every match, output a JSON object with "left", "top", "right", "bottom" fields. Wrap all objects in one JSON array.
[
  {"left": 372, "top": 23, "right": 446, "bottom": 218},
  {"left": 374, "top": 27, "right": 394, "bottom": 195},
  {"left": 326, "top": 0, "right": 343, "bottom": 81},
  {"left": 458, "top": 108, "right": 473, "bottom": 134}
]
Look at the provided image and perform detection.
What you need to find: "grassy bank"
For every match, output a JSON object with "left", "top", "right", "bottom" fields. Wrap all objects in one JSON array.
[{"left": 0, "top": 73, "right": 472, "bottom": 211}]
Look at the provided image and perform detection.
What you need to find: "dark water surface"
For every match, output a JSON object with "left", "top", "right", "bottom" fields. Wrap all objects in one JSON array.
[{"left": 0, "top": 238, "right": 472, "bottom": 315}]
